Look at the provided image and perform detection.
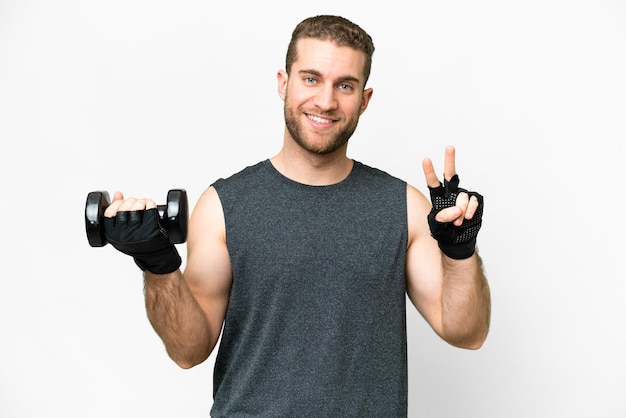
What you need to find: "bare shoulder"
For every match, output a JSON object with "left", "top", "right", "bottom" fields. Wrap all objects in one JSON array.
[
  {"left": 406, "top": 183, "right": 432, "bottom": 244},
  {"left": 406, "top": 183, "right": 430, "bottom": 208},
  {"left": 184, "top": 186, "right": 231, "bottom": 289},
  {"left": 190, "top": 186, "right": 225, "bottom": 232},
  {"left": 183, "top": 186, "right": 232, "bottom": 348}
]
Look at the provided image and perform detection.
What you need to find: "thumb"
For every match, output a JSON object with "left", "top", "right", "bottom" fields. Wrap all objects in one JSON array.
[{"left": 435, "top": 206, "right": 463, "bottom": 225}]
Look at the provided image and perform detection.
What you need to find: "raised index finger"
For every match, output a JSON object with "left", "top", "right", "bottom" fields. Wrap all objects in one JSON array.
[
  {"left": 443, "top": 145, "right": 457, "bottom": 181},
  {"left": 422, "top": 157, "right": 441, "bottom": 188}
]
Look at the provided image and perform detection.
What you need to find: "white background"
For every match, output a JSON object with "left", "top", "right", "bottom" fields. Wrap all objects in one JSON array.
[{"left": 1, "top": 1, "right": 625, "bottom": 417}]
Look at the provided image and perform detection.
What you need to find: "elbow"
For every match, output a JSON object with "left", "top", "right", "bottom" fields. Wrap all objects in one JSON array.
[
  {"left": 166, "top": 334, "right": 218, "bottom": 369},
  {"left": 446, "top": 335, "right": 487, "bottom": 350},
  {"left": 442, "top": 326, "right": 490, "bottom": 350},
  {"left": 457, "top": 336, "right": 487, "bottom": 350},
  {"left": 441, "top": 307, "right": 491, "bottom": 350},
  {"left": 172, "top": 357, "right": 207, "bottom": 370},
  {"left": 169, "top": 350, "right": 210, "bottom": 370},
  {"left": 174, "top": 359, "right": 201, "bottom": 370}
]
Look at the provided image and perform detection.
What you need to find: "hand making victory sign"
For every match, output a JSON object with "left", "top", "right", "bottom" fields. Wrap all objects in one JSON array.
[
  {"left": 422, "top": 146, "right": 484, "bottom": 260},
  {"left": 404, "top": 145, "right": 489, "bottom": 350}
]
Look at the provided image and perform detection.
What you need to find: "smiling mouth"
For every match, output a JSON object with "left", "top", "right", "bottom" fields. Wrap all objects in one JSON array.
[{"left": 306, "top": 113, "right": 336, "bottom": 125}]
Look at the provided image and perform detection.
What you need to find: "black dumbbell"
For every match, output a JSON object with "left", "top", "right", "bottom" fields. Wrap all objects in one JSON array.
[{"left": 85, "top": 189, "right": 188, "bottom": 247}]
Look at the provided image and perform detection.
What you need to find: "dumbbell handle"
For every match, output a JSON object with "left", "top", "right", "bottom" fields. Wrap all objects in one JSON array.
[{"left": 85, "top": 189, "right": 188, "bottom": 247}]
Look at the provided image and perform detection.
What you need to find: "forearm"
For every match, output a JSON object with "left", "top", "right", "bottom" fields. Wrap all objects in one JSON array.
[
  {"left": 441, "top": 251, "right": 491, "bottom": 349},
  {"left": 144, "top": 270, "right": 212, "bottom": 368}
]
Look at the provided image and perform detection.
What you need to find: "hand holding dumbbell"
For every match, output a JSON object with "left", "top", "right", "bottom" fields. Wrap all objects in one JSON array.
[{"left": 84, "top": 189, "right": 188, "bottom": 274}]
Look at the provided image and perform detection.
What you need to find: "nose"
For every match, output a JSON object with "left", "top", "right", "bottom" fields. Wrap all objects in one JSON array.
[{"left": 313, "top": 83, "right": 337, "bottom": 111}]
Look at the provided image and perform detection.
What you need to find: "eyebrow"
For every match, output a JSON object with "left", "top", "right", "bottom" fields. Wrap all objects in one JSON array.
[{"left": 298, "top": 69, "right": 362, "bottom": 85}]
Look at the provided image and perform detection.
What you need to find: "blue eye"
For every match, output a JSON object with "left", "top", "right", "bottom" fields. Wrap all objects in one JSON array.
[{"left": 338, "top": 83, "right": 354, "bottom": 92}]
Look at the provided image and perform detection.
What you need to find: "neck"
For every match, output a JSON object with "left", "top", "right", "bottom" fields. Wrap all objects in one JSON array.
[{"left": 270, "top": 141, "right": 353, "bottom": 186}]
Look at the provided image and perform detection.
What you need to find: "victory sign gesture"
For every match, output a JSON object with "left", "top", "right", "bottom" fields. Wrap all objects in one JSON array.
[{"left": 422, "top": 146, "right": 484, "bottom": 259}]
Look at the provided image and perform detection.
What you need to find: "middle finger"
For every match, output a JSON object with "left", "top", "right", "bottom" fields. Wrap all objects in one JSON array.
[
  {"left": 117, "top": 198, "right": 139, "bottom": 212},
  {"left": 444, "top": 146, "right": 457, "bottom": 181}
]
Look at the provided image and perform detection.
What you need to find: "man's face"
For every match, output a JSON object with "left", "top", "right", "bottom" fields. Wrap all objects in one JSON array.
[{"left": 278, "top": 38, "right": 373, "bottom": 155}]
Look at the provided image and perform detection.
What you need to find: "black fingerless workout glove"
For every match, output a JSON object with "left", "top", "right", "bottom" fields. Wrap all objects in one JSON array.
[
  {"left": 428, "top": 174, "right": 484, "bottom": 260},
  {"left": 103, "top": 208, "right": 182, "bottom": 274}
]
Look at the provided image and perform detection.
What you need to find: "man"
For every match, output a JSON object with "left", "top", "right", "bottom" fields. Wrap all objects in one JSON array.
[{"left": 103, "top": 15, "right": 491, "bottom": 417}]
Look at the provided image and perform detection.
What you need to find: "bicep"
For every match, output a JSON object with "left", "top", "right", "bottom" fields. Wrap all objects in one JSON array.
[
  {"left": 405, "top": 184, "right": 445, "bottom": 335},
  {"left": 183, "top": 186, "right": 232, "bottom": 346}
]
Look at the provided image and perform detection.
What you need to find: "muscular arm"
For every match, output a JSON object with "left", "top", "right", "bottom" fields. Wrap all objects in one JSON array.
[
  {"left": 406, "top": 185, "right": 491, "bottom": 350},
  {"left": 439, "top": 251, "right": 490, "bottom": 348},
  {"left": 144, "top": 270, "right": 213, "bottom": 369},
  {"left": 152, "top": 187, "right": 232, "bottom": 368},
  {"left": 128, "top": 187, "right": 232, "bottom": 368}
]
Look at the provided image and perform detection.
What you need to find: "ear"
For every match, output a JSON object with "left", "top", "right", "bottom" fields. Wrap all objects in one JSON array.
[
  {"left": 277, "top": 70, "right": 288, "bottom": 101},
  {"left": 359, "top": 87, "right": 374, "bottom": 115}
]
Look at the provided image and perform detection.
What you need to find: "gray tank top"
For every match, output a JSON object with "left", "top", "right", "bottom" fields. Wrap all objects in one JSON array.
[{"left": 211, "top": 160, "right": 408, "bottom": 417}]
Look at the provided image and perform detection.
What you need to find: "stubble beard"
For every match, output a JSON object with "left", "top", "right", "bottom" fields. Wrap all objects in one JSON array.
[{"left": 283, "top": 94, "right": 359, "bottom": 155}]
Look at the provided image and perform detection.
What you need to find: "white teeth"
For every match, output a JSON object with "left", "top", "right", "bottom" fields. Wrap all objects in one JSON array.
[{"left": 308, "top": 114, "right": 332, "bottom": 124}]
